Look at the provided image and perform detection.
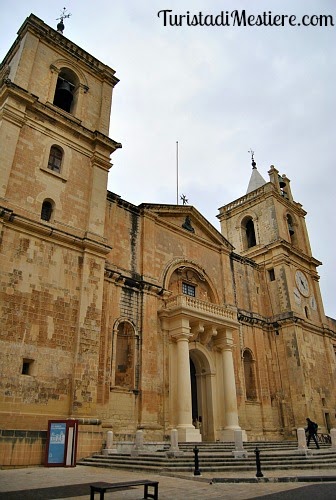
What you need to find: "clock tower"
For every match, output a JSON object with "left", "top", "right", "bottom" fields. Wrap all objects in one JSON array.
[
  {"left": 218, "top": 160, "right": 333, "bottom": 432},
  {"left": 218, "top": 162, "right": 324, "bottom": 323}
]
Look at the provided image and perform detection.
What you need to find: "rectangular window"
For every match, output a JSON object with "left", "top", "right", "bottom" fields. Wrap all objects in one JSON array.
[
  {"left": 22, "top": 358, "right": 34, "bottom": 375},
  {"left": 268, "top": 269, "right": 275, "bottom": 281},
  {"left": 182, "top": 282, "right": 196, "bottom": 297}
]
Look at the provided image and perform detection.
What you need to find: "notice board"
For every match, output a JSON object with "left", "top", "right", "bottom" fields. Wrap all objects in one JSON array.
[{"left": 45, "top": 419, "right": 78, "bottom": 467}]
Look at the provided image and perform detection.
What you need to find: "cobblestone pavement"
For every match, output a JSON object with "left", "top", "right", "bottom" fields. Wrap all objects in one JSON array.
[{"left": 0, "top": 466, "right": 336, "bottom": 499}]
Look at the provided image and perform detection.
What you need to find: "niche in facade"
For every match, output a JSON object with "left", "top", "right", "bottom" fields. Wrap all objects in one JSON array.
[
  {"left": 41, "top": 199, "right": 54, "bottom": 221},
  {"left": 115, "top": 321, "right": 136, "bottom": 389},
  {"left": 243, "top": 349, "right": 257, "bottom": 400}
]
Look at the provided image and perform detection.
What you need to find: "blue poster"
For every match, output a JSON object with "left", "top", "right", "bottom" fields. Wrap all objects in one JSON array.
[{"left": 48, "top": 422, "right": 66, "bottom": 464}]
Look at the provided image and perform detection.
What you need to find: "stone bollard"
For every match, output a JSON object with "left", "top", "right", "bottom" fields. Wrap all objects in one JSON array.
[
  {"left": 106, "top": 430, "right": 113, "bottom": 449},
  {"left": 166, "top": 429, "right": 183, "bottom": 457},
  {"left": 232, "top": 429, "right": 248, "bottom": 458},
  {"left": 330, "top": 428, "right": 336, "bottom": 448},
  {"left": 297, "top": 427, "right": 308, "bottom": 451},
  {"left": 131, "top": 430, "right": 144, "bottom": 456},
  {"left": 171, "top": 429, "right": 179, "bottom": 452},
  {"left": 102, "top": 430, "right": 117, "bottom": 455}
]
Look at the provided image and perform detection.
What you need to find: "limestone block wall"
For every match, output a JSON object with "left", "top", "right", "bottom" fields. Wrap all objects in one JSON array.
[
  {"left": 0, "top": 425, "right": 105, "bottom": 467},
  {"left": 4, "top": 120, "right": 94, "bottom": 232},
  {"left": 0, "top": 217, "right": 107, "bottom": 424},
  {"left": 0, "top": 430, "right": 46, "bottom": 467},
  {"left": 0, "top": 227, "right": 81, "bottom": 423},
  {"left": 277, "top": 324, "right": 336, "bottom": 432}
]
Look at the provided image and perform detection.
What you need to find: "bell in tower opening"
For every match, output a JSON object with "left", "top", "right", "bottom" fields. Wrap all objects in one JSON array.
[{"left": 53, "top": 73, "right": 76, "bottom": 113}]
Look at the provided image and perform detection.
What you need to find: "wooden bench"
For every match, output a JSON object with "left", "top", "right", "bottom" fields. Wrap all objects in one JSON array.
[{"left": 90, "top": 479, "right": 159, "bottom": 499}]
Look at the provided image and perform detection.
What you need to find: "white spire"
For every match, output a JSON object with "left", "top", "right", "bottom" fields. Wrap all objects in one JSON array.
[
  {"left": 246, "top": 150, "right": 266, "bottom": 194},
  {"left": 246, "top": 167, "right": 267, "bottom": 194}
]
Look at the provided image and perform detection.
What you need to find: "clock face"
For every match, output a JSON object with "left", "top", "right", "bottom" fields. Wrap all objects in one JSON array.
[
  {"left": 293, "top": 287, "right": 301, "bottom": 304},
  {"left": 310, "top": 296, "right": 317, "bottom": 310},
  {"left": 295, "top": 270, "right": 310, "bottom": 297}
]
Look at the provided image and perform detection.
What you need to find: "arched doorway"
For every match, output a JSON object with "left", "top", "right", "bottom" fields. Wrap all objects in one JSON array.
[
  {"left": 189, "top": 347, "right": 215, "bottom": 441},
  {"left": 190, "top": 359, "right": 199, "bottom": 425}
]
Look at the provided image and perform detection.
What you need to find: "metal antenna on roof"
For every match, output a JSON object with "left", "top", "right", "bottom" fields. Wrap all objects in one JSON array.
[
  {"left": 248, "top": 149, "right": 257, "bottom": 169},
  {"left": 176, "top": 141, "right": 179, "bottom": 204},
  {"left": 56, "top": 7, "right": 72, "bottom": 34}
]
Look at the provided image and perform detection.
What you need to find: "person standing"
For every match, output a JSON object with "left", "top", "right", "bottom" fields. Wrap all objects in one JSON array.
[{"left": 305, "top": 417, "right": 320, "bottom": 449}]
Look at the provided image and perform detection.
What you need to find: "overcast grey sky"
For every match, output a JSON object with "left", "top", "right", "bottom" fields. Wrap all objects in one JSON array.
[{"left": 1, "top": 1, "right": 335, "bottom": 318}]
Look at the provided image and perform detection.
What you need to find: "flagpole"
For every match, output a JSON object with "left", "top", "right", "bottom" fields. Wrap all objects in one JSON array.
[{"left": 176, "top": 140, "right": 179, "bottom": 204}]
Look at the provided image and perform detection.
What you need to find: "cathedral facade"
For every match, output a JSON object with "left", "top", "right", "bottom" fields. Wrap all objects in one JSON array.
[{"left": 0, "top": 14, "right": 335, "bottom": 466}]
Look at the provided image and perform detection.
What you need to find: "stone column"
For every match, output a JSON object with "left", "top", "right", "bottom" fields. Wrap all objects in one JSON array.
[
  {"left": 330, "top": 428, "right": 336, "bottom": 448},
  {"left": 171, "top": 319, "right": 201, "bottom": 442},
  {"left": 176, "top": 332, "right": 193, "bottom": 428},
  {"left": 215, "top": 330, "right": 244, "bottom": 441}
]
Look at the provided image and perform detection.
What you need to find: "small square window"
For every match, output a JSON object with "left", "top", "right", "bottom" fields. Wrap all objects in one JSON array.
[
  {"left": 268, "top": 269, "right": 275, "bottom": 282},
  {"left": 182, "top": 282, "right": 196, "bottom": 297},
  {"left": 22, "top": 359, "right": 34, "bottom": 375}
]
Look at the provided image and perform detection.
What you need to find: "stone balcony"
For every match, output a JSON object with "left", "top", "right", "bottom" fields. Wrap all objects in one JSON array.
[{"left": 159, "top": 294, "right": 239, "bottom": 339}]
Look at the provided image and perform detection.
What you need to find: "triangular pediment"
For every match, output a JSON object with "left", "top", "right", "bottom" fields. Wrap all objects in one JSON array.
[{"left": 139, "top": 203, "right": 234, "bottom": 250}]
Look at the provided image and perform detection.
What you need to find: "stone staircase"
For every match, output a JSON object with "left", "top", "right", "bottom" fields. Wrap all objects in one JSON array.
[{"left": 78, "top": 441, "right": 336, "bottom": 474}]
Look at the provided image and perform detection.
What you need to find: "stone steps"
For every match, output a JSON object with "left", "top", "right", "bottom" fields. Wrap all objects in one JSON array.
[
  {"left": 78, "top": 441, "right": 336, "bottom": 473},
  {"left": 79, "top": 458, "right": 336, "bottom": 474}
]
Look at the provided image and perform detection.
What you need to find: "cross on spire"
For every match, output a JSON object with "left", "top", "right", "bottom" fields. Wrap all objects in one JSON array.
[{"left": 248, "top": 149, "right": 257, "bottom": 169}]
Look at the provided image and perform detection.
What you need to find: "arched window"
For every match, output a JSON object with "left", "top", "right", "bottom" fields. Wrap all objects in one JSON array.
[
  {"left": 41, "top": 199, "right": 54, "bottom": 222},
  {"left": 243, "top": 350, "right": 257, "bottom": 400},
  {"left": 47, "top": 146, "right": 63, "bottom": 173},
  {"left": 53, "top": 68, "right": 78, "bottom": 114},
  {"left": 115, "top": 322, "right": 136, "bottom": 388},
  {"left": 242, "top": 217, "right": 256, "bottom": 249}
]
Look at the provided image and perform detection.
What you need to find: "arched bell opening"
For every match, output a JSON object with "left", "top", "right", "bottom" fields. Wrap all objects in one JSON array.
[
  {"left": 53, "top": 68, "right": 79, "bottom": 113},
  {"left": 286, "top": 213, "right": 298, "bottom": 246},
  {"left": 241, "top": 216, "right": 257, "bottom": 250}
]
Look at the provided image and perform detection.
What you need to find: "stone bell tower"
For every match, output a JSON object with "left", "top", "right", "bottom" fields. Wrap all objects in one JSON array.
[
  {"left": 0, "top": 13, "right": 121, "bottom": 430},
  {"left": 218, "top": 156, "right": 335, "bottom": 433},
  {"left": 218, "top": 157, "right": 324, "bottom": 322}
]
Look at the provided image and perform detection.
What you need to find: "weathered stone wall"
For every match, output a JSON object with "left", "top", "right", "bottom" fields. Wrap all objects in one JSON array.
[
  {"left": 0, "top": 425, "right": 105, "bottom": 467},
  {"left": 0, "top": 226, "right": 80, "bottom": 422},
  {"left": 0, "top": 430, "right": 46, "bottom": 467}
]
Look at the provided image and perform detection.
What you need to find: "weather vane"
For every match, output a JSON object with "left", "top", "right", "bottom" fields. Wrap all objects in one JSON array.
[
  {"left": 180, "top": 194, "right": 188, "bottom": 205},
  {"left": 248, "top": 149, "right": 257, "bottom": 169},
  {"left": 56, "top": 7, "right": 72, "bottom": 34}
]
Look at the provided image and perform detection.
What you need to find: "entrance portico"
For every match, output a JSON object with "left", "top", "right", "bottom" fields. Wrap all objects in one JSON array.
[{"left": 159, "top": 293, "right": 243, "bottom": 442}]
